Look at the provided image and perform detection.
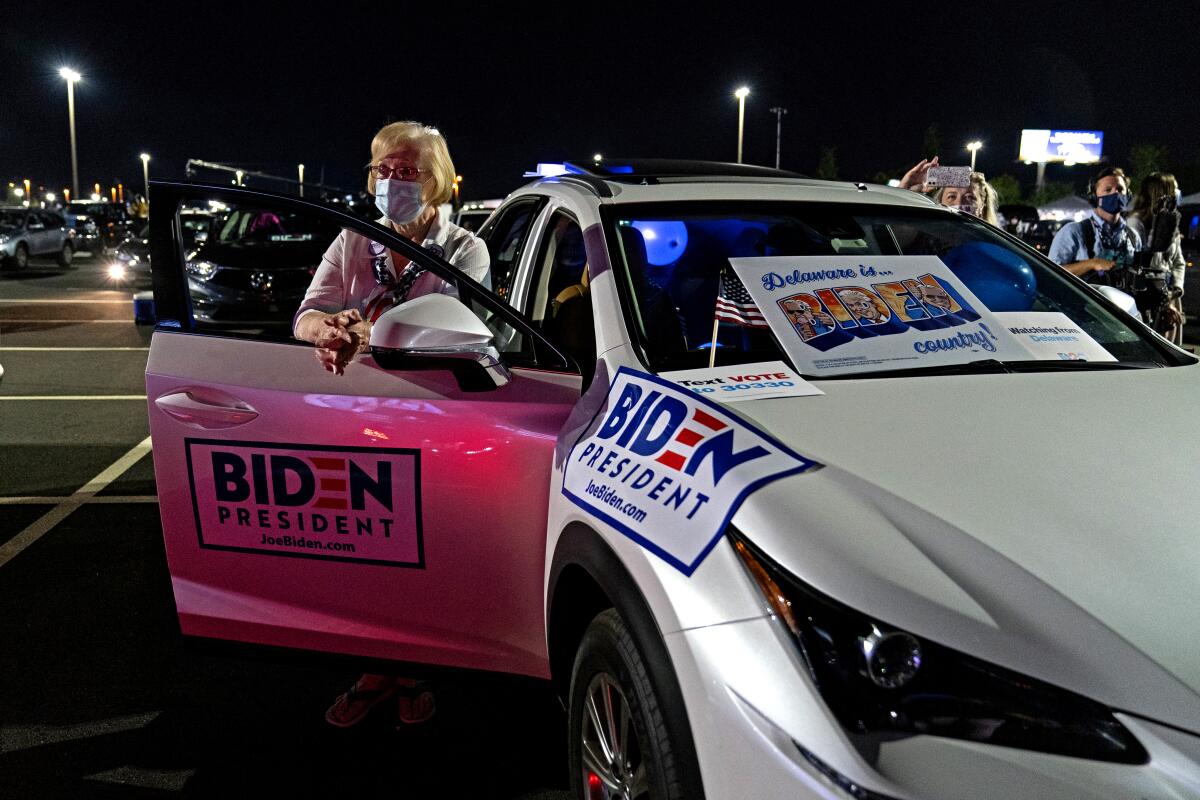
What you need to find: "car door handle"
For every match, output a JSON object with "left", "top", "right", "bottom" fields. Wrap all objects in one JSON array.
[{"left": 155, "top": 390, "right": 258, "bottom": 429}]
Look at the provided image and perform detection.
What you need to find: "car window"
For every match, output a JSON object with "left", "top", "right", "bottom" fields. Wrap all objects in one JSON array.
[
  {"left": 606, "top": 201, "right": 1187, "bottom": 376},
  {"left": 479, "top": 198, "right": 542, "bottom": 301},
  {"left": 522, "top": 211, "right": 596, "bottom": 370}
]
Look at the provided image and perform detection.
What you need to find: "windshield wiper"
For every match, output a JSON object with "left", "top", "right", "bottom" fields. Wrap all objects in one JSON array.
[
  {"left": 992, "top": 359, "right": 1162, "bottom": 372},
  {"left": 821, "top": 359, "right": 1013, "bottom": 380},
  {"left": 821, "top": 358, "right": 1161, "bottom": 380}
]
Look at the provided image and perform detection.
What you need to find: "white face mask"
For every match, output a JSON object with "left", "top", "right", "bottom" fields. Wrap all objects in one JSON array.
[{"left": 374, "top": 178, "right": 425, "bottom": 225}]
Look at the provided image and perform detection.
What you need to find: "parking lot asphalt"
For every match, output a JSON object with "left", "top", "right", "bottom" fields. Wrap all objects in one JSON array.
[{"left": 0, "top": 254, "right": 571, "bottom": 799}]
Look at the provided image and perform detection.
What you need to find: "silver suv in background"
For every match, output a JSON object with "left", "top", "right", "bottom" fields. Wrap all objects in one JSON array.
[{"left": 0, "top": 208, "right": 75, "bottom": 269}]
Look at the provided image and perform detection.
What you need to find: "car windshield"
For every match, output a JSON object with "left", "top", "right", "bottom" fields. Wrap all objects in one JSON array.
[
  {"left": 67, "top": 202, "right": 107, "bottom": 215},
  {"left": 214, "top": 209, "right": 340, "bottom": 244},
  {"left": 606, "top": 201, "right": 1185, "bottom": 378}
]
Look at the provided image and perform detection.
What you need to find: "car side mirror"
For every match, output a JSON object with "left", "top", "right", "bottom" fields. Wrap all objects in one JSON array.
[
  {"left": 369, "top": 293, "right": 511, "bottom": 392},
  {"left": 1093, "top": 285, "right": 1139, "bottom": 316}
]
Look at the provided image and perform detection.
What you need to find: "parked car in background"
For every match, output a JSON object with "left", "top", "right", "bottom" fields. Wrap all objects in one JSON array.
[
  {"left": 1022, "top": 218, "right": 1067, "bottom": 253},
  {"left": 453, "top": 198, "right": 503, "bottom": 232},
  {"left": 0, "top": 207, "right": 74, "bottom": 268},
  {"left": 184, "top": 205, "right": 337, "bottom": 329},
  {"left": 65, "top": 200, "right": 135, "bottom": 255},
  {"left": 109, "top": 208, "right": 214, "bottom": 288}
]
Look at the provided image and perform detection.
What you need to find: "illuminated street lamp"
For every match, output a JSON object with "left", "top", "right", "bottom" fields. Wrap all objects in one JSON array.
[
  {"left": 734, "top": 86, "right": 750, "bottom": 164},
  {"left": 140, "top": 153, "right": 150, "bottom": 204},
  {"left": 298, "top": 163, "right": 305, "bottom": 198},
  {"left": 23, "top": 179, "right": 31, "bottom": 199},
  {"left": 967, "top": 140, "right": 983, "bottom": 171},
  {"left": 235, "top": 170, "right": 244, "bottom": 186},
  {"left": 593, "top": 153, "right": 603, "bottom": 163},
  {"left": 59, "top": 67, "right": 82, "bottom": 198},
  {"left": 453, "top": 174, "right": 462, "bottom": 205}
]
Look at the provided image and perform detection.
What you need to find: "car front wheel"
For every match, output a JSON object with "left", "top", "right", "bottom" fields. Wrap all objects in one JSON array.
[
  {"left": 568, "top": 609, "right": 694, "bottom": 800},
  {"left": 10, "top": 243, "right": 29, "bottom": 269},
  {"left": 57, "top": 242, "right": 74, "bottom": 268}
]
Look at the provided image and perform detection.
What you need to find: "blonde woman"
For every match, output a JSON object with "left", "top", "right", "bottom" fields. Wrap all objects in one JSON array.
[
  {"left": 309, "top": 123, "right": 487, "bottom": 728},
  {"left": 294, "top": 121, "right": 490, "bottom": 375},
  {"left": 933, "top": 172, "right": 1000, "bottom": 226}
]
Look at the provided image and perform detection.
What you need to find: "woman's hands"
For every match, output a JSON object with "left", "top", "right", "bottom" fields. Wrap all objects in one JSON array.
[
  {"left": 898, "top": 156, "right": 939, "bottom": 191},
  {"left": 298, "top": 309, "right": 372, "bottom": 376}
]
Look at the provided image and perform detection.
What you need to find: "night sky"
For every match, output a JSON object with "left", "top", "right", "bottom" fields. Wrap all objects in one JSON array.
[{"left": 3, "top": 1, "right": 1199, "bottom": 201}]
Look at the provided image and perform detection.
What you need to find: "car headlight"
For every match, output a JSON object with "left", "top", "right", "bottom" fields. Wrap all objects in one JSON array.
[
  {"left": 0, "top": 234, "right": 9, "bottom": 244},
  {"left": 729, "top": 529, "right": 1148, "bottom": 764},
  {"left": 185, "top": 260, "right": 217, "bottom": 281}
]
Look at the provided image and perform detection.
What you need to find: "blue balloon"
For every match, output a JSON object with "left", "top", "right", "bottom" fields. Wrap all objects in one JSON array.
[
  {"left": 940, "top": 241, "right": 1037, "bottom": 311},
  {"left": 631, "top": 220, "right": 688, "bottom": 266}
]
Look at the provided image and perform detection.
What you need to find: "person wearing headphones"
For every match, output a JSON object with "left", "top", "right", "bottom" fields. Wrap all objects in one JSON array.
[{"left": 1048, "top": 166, "right": 1141, "bottom": 281}]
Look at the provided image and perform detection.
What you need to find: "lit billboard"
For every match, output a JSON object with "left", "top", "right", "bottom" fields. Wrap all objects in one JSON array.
[{"left": 1018, "top": 130, "right": 1104, "bottom": 164}]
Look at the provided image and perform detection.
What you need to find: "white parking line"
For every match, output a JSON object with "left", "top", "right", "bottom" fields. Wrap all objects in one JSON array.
[
  {"left": 1, "top": 711, "right": 161, "bottom": 754},
  {"left": 0, "top": 320, "right": 130, "bottom": 324},
  {"left": 0, "top": 436, "right": 153, "bottom": 569},
  {"left": 0, "top": 395, "right": 147, "bottom": 400},
  {"left": 0, "top": 299, "right": 132, "bottom": 304},
  {"left": 0, "top": 347, "right": 149, "bottom": 351},
  {"left": 0, "top": 496, "right": 158, "bottom": 505}
]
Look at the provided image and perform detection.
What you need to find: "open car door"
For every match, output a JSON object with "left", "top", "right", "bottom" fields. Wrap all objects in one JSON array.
[{"left": 146, "top": 182, "right": 580, "bottom": 677}]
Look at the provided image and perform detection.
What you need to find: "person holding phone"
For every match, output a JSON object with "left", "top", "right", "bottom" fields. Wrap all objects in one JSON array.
[{"left": 899, "top": 158, "right": 1000, "bottom": 225}]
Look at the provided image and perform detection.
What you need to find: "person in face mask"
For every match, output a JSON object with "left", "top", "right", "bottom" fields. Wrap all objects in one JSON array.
[
  {"left": 293, "top": 121, "right": 490, "bottom": 375},
  {"left": 932, "top": 172, "right": 1000, "bottom": 226},
  {"left": 1048, "top": 166, "right": 1141, "bottom": 281}
]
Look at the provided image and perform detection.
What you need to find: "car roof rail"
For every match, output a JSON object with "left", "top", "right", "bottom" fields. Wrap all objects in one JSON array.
[
  {"left": 547, "top": 174, "right": 615, "bottom": 199},
  {"left": 563, "top": 158, "right": 804, "bottom": 181}
]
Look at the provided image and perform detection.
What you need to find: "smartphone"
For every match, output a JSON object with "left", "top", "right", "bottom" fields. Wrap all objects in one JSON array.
[{"left": 925, "top": 166, "right": 972, "bottom": 188}]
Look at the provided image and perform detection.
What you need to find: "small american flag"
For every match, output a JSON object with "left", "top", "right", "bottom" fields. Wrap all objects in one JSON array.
[{"left": 714, "top": 269, "right": 768, "bottom": 328}]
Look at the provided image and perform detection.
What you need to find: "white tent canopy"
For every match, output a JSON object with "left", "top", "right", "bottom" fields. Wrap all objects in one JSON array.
[{"left": 1037, "top": 195, "right": 1092, "bottom": 222}]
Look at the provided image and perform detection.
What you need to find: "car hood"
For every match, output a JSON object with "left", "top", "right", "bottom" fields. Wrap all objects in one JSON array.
[{"left": 731, "top": 362, "right": 1200, "bottom": 733}]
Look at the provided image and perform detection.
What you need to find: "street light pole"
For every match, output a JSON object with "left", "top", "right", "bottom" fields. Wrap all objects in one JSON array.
[
  {"left": 59, "top": 68, "right": 82, "bottom": 199},
  {"left": 967, "top": 140, "right": 983, "bottom": 171},
  {"left": 298, "top": 164, "right": 305, "bottom": 198},
  {"left": 139, "top": 154, "right": 150, "bottom": 207},
  {"left": 769, "top": 106, "right": 788, "bottom": 169},
  {"left": 735, "top": 86, "right": 750, "bottom": 164}
]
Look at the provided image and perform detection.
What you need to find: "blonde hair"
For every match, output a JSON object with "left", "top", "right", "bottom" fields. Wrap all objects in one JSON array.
[
  {"left": 368, "top": 121, "right": 456, "bottom": 206},
  {"left": 932, "top": 172, "right": 1000, "bottom": 226}
]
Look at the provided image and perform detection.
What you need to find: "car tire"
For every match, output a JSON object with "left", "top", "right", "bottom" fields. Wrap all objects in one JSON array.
[
  {"left": 57, "top": 242, "right": 74, "bottom": 268},
  {"left": 568, "top": 609, "right": 695, "bottom": 800},
  {"left": 12, "top": 242, "right": 29, "bottom": 269}
]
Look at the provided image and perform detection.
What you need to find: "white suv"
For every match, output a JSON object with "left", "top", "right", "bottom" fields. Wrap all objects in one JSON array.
[{"left": 147, "top": 162, "right": 1200, "bottom": 800}]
